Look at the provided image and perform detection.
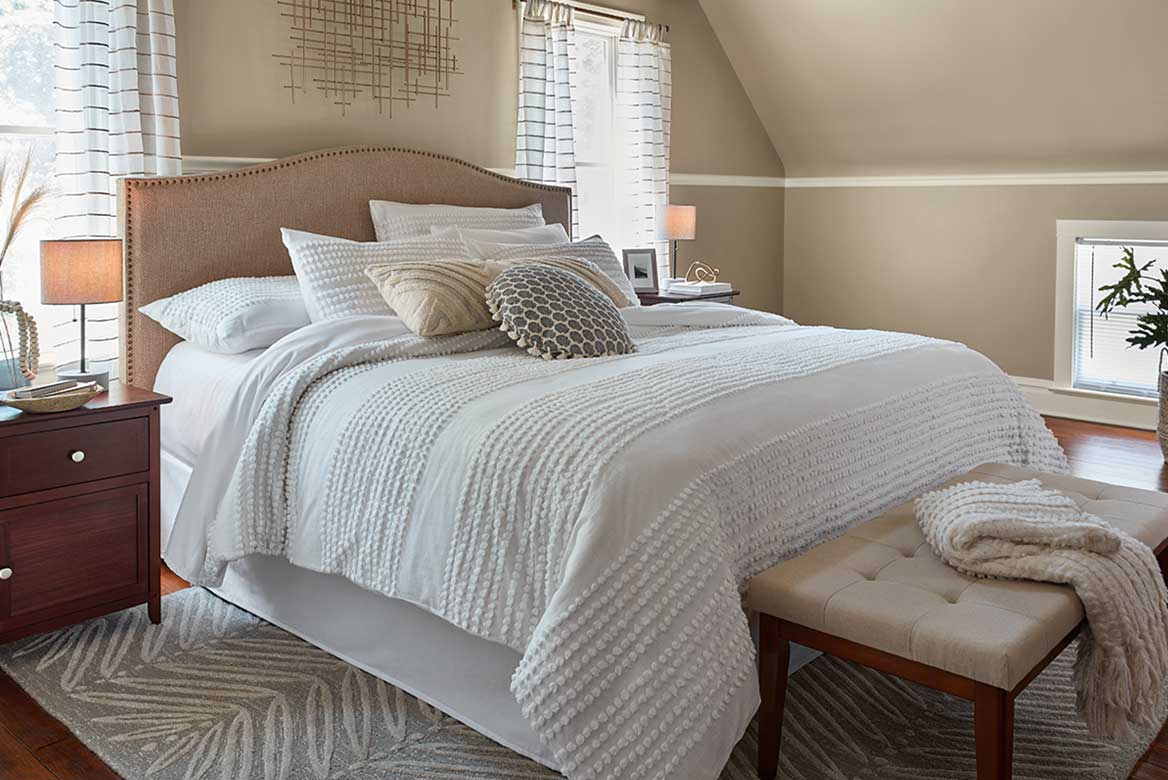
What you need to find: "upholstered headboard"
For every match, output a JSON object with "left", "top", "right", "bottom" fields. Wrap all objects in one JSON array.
[{"left": 119, "top": 146, "right": 572, "bottom": 389}]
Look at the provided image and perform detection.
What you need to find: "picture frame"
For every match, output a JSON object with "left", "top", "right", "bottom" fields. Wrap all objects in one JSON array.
[{"left": 623, "top": 248, "right": 659, "bottom": 293}]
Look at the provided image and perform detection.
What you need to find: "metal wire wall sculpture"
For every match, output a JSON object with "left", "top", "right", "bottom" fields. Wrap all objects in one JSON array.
[{"left": 275, "top": 0, "right": 460, "bottom": 116}]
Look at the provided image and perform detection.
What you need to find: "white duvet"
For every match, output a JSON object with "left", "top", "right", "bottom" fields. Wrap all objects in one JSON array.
[{"left": 166, "top": 303, "right": 1067, "bottom": 780}]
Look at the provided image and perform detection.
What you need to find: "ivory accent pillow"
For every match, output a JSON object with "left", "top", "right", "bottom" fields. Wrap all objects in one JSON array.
[
  {"left": 369, "top": 201, "right": 545, "bottom": 241},
  {"left": 470, "top": 236, "right": 639, "bottom": 307},
  {"left": 365, "top": 256, "right": 629, "bottom": 337},
  {"left": 281, "top": 228, "right": 472, "bottom": 321},
  {"left": 486, "top": 264, "right": 636, "bottom": 359},
  {"left": 139, "top": 276, "right": 308, "bottom": 354},
  {"left": 429, "top": 223, "right": 569, "bottom": 245},
  {"left": 365, "top": 259, "right": 498, "bottom": 337}
]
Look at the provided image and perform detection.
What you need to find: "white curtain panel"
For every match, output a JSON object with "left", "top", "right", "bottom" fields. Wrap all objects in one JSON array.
[
  {"left": 52, "top": 0, "right": 181, "bottom": 375},
  {"left": 514, "top": 0, "right": 580, "bottom": 236},
  {"left": 617, "top": 21, "right": 672, "bottom": 280}
]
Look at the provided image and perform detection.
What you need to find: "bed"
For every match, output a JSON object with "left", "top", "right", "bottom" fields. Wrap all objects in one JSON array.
[{"left": 123, "top": 146, "right": 1068, "bottom": 780}]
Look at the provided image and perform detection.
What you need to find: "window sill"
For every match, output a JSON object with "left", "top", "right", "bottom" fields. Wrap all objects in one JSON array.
[{"left": 1049, "top": 385, "right": 1157, "bottom": 406}]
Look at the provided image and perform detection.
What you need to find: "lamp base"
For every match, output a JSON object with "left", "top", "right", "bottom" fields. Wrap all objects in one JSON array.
[{"left": 58, "top": 368, "right": 109, "bottom": 389}]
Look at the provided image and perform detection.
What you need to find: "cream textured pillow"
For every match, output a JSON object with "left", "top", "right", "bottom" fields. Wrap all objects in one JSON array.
[
  {"left": 486, "top": 264, "right": 636, "bottom": 359},
  {"left": 365, "top": 259, "right": 498, "bottom": 337},
  {"left": 365, "top": 256, "right": 633, "bottom": 337},
  {"left": 469, "top": 236, "right": 639, "bottom": 307}
]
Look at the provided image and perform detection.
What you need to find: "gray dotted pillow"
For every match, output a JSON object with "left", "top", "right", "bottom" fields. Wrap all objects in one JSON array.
[{"left": 486, "top": 264, "right": 637, "bottom": 359}]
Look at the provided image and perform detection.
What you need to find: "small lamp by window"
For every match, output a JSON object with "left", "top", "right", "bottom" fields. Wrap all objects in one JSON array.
[
  {"left": 656, "top": 205, "right": 697, "bottom": 280},
  {"left": 40, "top": 238, "right": 123, "bottom": 387}
]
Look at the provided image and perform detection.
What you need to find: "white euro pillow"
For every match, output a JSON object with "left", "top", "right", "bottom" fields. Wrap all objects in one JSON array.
[
  {"left": 369, "top": 201, "right": 545, "bottom": 241},
  {"left": 429, "top": 223, "right": 569, "bottom": 245},
  {"left": 281, "top": 228, "right": 472, "bottom": 321},
  {"left": 138, "top": 276, "right": 309, "bottom": 354},
  {"left": 469, "top": 236, "right": 640, "bottom": 307}
]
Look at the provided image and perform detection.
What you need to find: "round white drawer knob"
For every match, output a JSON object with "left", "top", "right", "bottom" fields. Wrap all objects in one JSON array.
[
  {"left": 0, "top": 568, "right": 11, "bottom": 581},
  {"left": 71, "top": 450, "right": 85, "bottom": 463}
]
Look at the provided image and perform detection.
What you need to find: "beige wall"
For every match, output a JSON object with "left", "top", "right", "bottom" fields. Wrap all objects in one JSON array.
[
  {"left": 672, "top": 185, "right": 783, "bottom": 313},
  {"left": 174, "top": 0, "right": 782, "bottom": 176},
  {"left": 173, "top": 0, "right": 785, "bottom": 311},
  {"left": 783, "top": 184, "right": 1168, "bottom": 379}
]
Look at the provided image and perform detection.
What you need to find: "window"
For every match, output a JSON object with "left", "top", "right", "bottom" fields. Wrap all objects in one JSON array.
[
  {"left": 1, "top": 0, "right": 56, "bottom": 367},
  {"left": 1056, "top": 220, "right": 1168, "bottom": 401},
  {"left": 572, "top": 20, "right": 625, "bottom": 248}
]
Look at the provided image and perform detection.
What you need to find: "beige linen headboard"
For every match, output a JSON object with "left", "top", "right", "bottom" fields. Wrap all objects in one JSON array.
[{"left": 120, "top": 146, "right": 572, "bottom": 389}]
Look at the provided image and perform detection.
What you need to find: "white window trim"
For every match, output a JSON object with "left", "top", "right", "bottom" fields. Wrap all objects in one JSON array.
[{"left": 1048, "top": 219, "right": 1163, "bottom": 427}]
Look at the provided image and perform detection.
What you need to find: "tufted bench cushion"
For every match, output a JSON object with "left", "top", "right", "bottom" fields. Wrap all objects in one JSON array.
[{"left": 748, "top": 463, "right": 1168, "bottom": 691}]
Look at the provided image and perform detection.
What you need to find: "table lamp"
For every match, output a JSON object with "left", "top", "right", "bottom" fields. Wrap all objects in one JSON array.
[
  {"left": 40, "top": 238, "right": 123, "bottom": 387},
  {"left": 656, "top": 204, "right": 697, "bottom": 281}
]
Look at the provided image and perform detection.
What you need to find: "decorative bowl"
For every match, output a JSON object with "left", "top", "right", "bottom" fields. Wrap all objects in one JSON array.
[{"left": 2, "top": 384, "right": 103, "bottom": 414}]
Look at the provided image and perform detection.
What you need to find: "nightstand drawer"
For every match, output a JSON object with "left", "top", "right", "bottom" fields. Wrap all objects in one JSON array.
[
  {"left": 0, "top": 417, "right": 149, "bottom": 498},
  {"left": 0, "top": 484, "right": 149, "bottom": 630}
]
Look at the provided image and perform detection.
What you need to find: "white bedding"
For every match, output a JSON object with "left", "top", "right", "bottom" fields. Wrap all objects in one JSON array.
[{"left": 164, "top": 303, "right": 1067, "bottom": 780}]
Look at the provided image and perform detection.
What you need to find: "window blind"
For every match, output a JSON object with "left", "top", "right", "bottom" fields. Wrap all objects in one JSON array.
[{"left": 1072, "top": 238, "right": 1168, "bottom": 398}]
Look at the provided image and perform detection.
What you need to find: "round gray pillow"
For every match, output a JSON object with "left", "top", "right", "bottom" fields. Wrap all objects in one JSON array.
[{"left": 486, "top": 264, "right": 637, "bottom": 359}]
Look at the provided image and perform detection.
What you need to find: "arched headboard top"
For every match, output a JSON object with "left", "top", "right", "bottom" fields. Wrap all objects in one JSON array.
[{"left": 120, "top": 145, "right": 572, "bottom": 389}]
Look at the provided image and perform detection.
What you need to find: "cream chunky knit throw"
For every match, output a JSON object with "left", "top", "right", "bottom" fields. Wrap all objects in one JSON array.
[{"left": 916, "top": 479, "right": 1168, "bottom": 738}]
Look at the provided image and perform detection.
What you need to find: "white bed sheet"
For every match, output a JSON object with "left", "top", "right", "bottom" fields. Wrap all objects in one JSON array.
[{"left": 155, "top": 342, "right": 264, "bottom": 468}]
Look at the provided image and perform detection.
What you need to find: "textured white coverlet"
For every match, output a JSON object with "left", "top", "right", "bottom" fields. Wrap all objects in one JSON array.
[
  {"left": 916, "top": 480, "right": 1168, "bottom": 738},
  {"left": 165, "top": 303, "right": 1068, "bottom": 780}
]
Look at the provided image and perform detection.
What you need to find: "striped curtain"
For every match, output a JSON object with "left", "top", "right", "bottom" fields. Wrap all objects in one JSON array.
[
  {"left": 617, "top": 21, "right": 671, "bottom": 280},
  {"left": 514, "top": 0, "right": 579, "bottom": 236},
  {"left": 52, "top": 0, "right": 180, "bottom": 377}
]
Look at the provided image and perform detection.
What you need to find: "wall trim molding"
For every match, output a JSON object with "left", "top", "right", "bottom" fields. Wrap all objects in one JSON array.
[
  {"left": 785, "top": 170, "right": 1168, "bottom": 189},
  {"left": 182, "top": 156, "right": 787, "bottom": 188},
  {"left": 183, "top": 157, "right": 1168, "bottom": 189},
  {"left": 1012, "top": 375, "right": 1156, "bottom": 431}
]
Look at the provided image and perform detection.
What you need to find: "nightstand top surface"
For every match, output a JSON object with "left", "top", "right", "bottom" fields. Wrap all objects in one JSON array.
[
  {"left": 0, "top": 381, "right": 171, "bottom": 427},
  {"left": 637, "top": 289, "right": 741, "bottom": 303}
]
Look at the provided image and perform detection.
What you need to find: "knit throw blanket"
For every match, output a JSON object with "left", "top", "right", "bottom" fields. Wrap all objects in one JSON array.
[{"left": 915, "top": 479, "right": 1168, "bottom": 738}]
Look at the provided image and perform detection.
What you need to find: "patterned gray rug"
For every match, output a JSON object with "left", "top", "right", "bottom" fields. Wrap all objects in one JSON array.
[{"left": 0, "top": 588, "right": 1158, "bottom": 779}]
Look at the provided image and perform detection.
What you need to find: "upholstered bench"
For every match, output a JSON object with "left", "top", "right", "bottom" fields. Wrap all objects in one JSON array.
[{"left": 748, "top": 463, "right": 1168, "bottom": 780}]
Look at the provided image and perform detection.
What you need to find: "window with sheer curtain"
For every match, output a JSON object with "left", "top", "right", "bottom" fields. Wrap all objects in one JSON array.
[
  {"left": 0, "top": 0, "right": 57, "bottom": 370},
  {"left": 1073, "top": 238, "right": 1168, "bottom": 398}
]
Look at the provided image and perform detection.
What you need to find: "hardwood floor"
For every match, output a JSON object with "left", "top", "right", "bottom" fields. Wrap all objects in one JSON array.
[{"left": 0, "top": 415, "right": 1164, "bottom": 780}]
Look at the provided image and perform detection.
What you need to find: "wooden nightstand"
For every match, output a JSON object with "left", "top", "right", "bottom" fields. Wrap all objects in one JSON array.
[
  {"left": 637, "top": 290, "right": 741, "bottom": 306},
  {"left": 0, "top": 382, "right": 171, "bottom": 643}
]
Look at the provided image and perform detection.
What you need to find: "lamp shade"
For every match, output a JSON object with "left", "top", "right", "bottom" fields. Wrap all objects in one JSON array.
[
  {"left": 656, "top": 205, "right": 697, "bottom": 241},
  {"left": 40, "top": 239, "right": 123, "bottom": 305}
]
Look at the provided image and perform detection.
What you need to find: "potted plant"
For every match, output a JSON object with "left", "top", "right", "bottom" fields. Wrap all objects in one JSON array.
[
  {"left": 1095, "top": 246, "right": 1168, "bottom": 458},
  {"left": 0, "top": 152, "right": 47, "bottom": 390}
]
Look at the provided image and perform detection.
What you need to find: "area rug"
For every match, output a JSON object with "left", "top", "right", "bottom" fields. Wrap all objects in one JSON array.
[{"left": 0, "top": 589, "right": 1159, "bottom": 779}]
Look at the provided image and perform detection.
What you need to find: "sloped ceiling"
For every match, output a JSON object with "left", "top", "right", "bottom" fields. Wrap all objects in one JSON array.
[{"left": 698, "top": 0, "right": 1168, "bottom": 177}]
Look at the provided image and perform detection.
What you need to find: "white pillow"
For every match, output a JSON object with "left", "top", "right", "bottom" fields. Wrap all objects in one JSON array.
[
  {"left": 139, "top": 276, "right": 309, "bottom": 354},
  {"left": 369, "top": 201, "right": 545, "bottom": 242},
  {"left": 469, "top": 236, "right": 640, "bottom": 307},
  {"left": 429, "top": 223, "right": 569, "bottom": 245},
  {"left": 282, "top": 228, "right": 472, "bottom": 321}
]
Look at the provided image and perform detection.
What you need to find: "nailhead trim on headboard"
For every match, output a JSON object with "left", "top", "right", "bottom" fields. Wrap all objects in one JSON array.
[{"left": 121, "top": 145, "right": 572, "bottom": 386}]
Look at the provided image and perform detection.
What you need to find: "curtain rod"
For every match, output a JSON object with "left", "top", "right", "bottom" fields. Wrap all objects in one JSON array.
[{"left": 512, "top": 0, "right": 666, "bottom": 31}]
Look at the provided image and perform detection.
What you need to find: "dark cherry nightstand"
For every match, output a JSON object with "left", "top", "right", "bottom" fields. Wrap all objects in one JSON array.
[
  {"left": 637, "top": 290, "right": 741, "bottom": 306},
  {"left": 0, "top": 382, "right": 171, "bottom": 643}
]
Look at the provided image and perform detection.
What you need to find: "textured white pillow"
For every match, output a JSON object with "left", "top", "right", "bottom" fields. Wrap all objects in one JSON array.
[
  {"left": 369, "top": 201, "right": 545, "bottom": 241},
  {"left": 282, "top": 228, "right": 472, "bottom": 321},
  {"left": 138, "top": 276, "right": 309, "bottom": 354},
  {"left": 429, "top": 223, "right": 569, "bottom": 245},
  {"left": 470, "top": 236, "right": 640, "bottom": 307}
]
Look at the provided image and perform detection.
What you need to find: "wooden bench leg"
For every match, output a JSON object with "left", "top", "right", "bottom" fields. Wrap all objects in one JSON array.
[
  {"left": 974, "top": 684, "right": 1014, "bottom": 780},
  {"left": 757, "top": 614, "right": 790, "bottom": 780}
]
